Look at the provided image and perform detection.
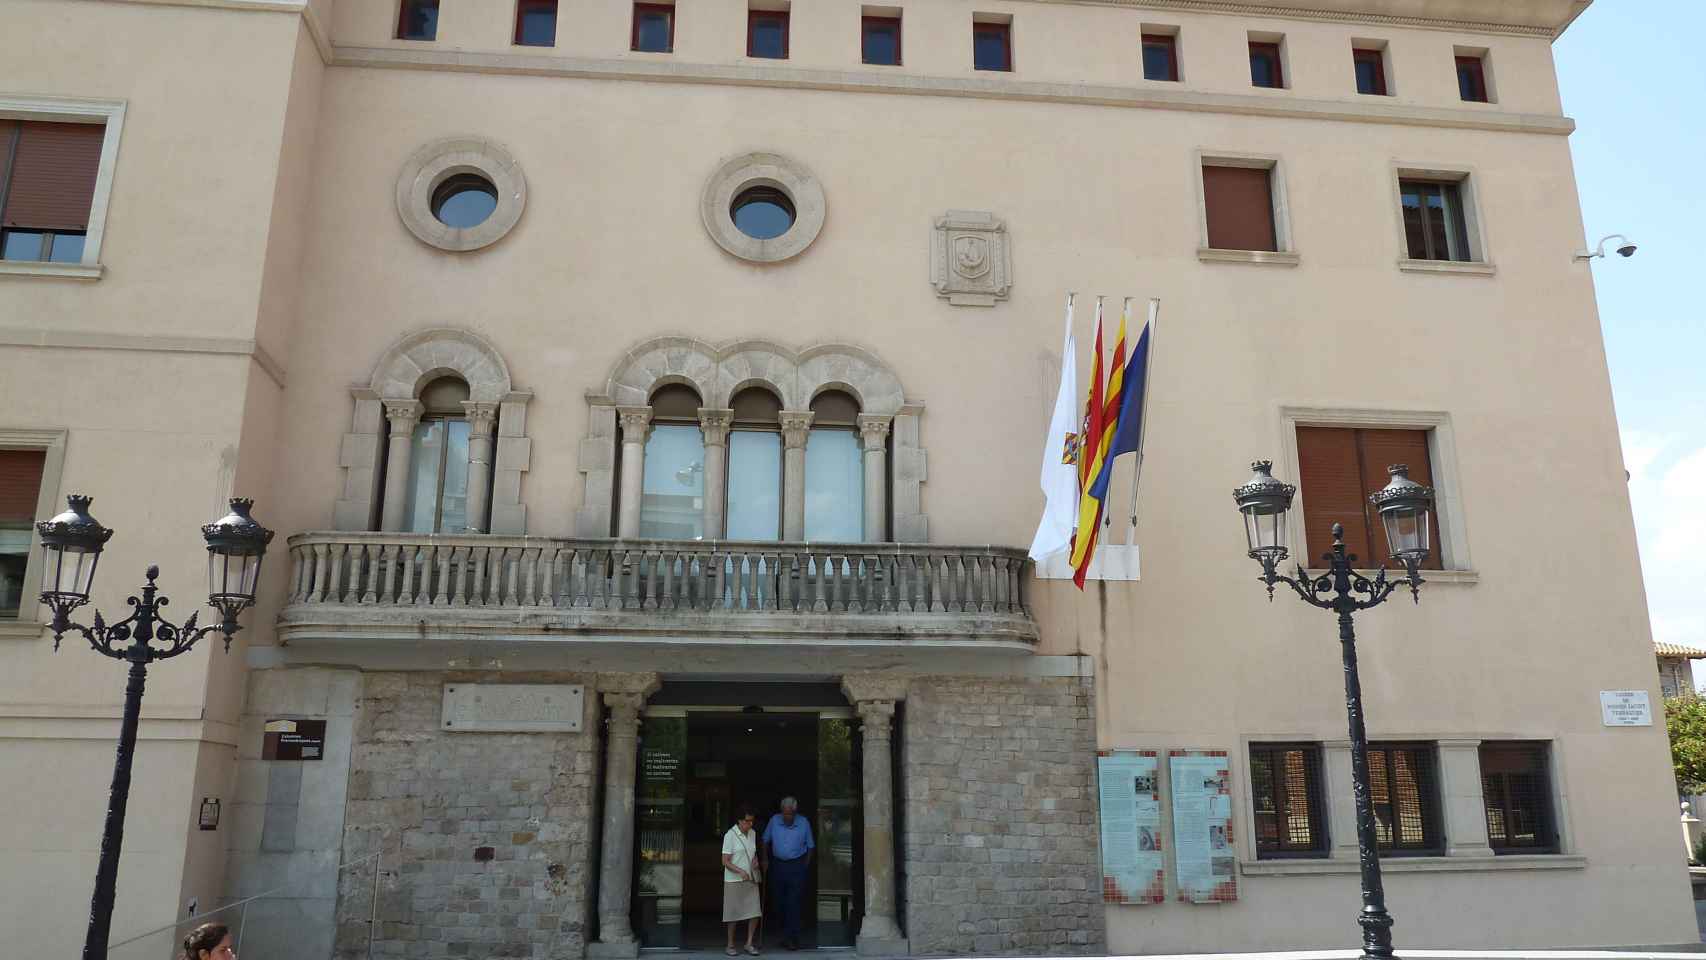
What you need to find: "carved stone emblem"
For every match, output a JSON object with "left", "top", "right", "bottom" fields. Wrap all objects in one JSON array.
[{"left": 932, "top": 210, "right": 1011, "bottom": 306}]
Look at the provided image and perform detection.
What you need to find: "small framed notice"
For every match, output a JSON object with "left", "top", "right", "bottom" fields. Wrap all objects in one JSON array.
[
  {"left": 1095, "top": 750, "right": 1165, "bottom": 904},
  {"left": 1600, "top": 690, "right": 1653, "bottom": 727},
  {"left": 262, "top": 719, "right": 326, "bottom": 761},
  {"left": 1168, "top": 750, "right": 1237, "bottom": 904}
]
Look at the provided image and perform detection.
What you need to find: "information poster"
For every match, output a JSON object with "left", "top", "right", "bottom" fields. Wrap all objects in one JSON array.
[
  {"left": 1168, "top": 750, "right": 1238, "bottom": 903},
  {"left": 1096, "top": 750, "right": 1165, "bottom": 904}
]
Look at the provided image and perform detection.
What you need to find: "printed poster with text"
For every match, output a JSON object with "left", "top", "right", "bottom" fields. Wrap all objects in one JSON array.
[
  {"left": 1168, "top": 750, "right": 1238, "bottom": 903},
  {"left": 1095, "top": 750, "right": 1165, "bottom": 904}
]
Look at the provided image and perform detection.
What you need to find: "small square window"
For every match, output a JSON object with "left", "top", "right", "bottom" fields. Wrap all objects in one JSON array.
[
  {"left": 1480, "top": 742, "right": 1558, "bottom": 854},
  {"left": 1367, "top": 743, "right": 1443, "bottom": 855},
  {"left": 1202, "top": 163, "right": 1278, "bottom": 253},
  {"left": 1353, "top": 48, "right": 1388, "bottom": 95},
  {"left": 0, "top": 120, "right": 104, "bottom": 267},
  {"left": 1456, "top": 54, "right": 1489, "bottom": 102},
  {"left": 515, "top": 0, "right": 558, "bottom": 47},
  {"left": 1295, "top": 425, "right": 1443, "bottom": 569},
  {"left": 396, "top": 0, "right": 439, "bottom": 41},
  {"left": 1248, "top": 40, "right": 1283, "bottom": 88},
  {"left": 1250, "top": 744, "right": 1328, "bottom": 858},
  {"left": 632, "top": 3, "right": 675, "bottom": 53},
  {"left": 1142, "top": 34, "right": 1178, "bottom": 82},
  {"left": 1399, "top": 179, "right": 1473, "bottom": 262},
  {"left": 862, "top": 15, "right": 902, "bottom": 66},
  {"left": 748, "top": 8, "right": 790, "bottom": 60},
  {"left": 973, "top": 20, "right": 1012, "bottom": 72}
]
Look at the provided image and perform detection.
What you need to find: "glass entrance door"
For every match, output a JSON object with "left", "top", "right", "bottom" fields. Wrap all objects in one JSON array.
[
  {"left": 636, "top": 714, "right": 687, "bottom": 947},
  {"left": 815, "top": 716, "right": 862, "bottom": 947}
]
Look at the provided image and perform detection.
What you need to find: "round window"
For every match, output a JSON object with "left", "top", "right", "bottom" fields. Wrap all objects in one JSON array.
[
  {"left": 730, "top": 186, "right": 796, "bottom": 240},
  {"left": 431, "top": 174, "right": 499, "bottom": 229}
]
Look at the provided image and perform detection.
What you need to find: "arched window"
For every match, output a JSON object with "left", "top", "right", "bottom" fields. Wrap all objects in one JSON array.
[
  {"left": 401, "top": 376, "right": 478, "bottom": 533},
  {"left": 640, "top": 384, "right": 706, "bottom": 539},
  {"left": 805, "top": 390, "right": 863, "bottom": 541},
  {"left": 726, "top": 386, "right": 783, "bottom": 541}
]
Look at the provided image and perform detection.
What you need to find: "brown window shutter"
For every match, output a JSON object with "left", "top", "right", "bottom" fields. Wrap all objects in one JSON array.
[
  {"left": 0, "top": 449, "right": 46, "bottom": 523},
  {"left": 1295, "top": 426, "right": 1373, "bottom": 567},
  {"left": 1355, "top": 428, "right": 1441, "bottom": 569},
  {"left": 3, "top": 121, "right": 104, "bottom": 231},
  {"left": 1202, "top": 165, "right": 1277, "bottom": 252},
  {"left": 0, "top": 121, "right": 18, "bottom": 213}
]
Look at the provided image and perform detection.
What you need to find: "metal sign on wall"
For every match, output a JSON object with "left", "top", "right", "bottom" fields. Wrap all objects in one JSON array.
[
  {"left": 442, "top": 683, "right": 585, "bottom": 732},
  {"left": 1600, "top": 690, "right": 1653, "bottom": 727},
  {"left": 262, "top": 719, "right": 326, "bottom": 761}
]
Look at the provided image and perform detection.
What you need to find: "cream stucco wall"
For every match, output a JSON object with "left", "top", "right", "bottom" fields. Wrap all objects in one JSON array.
[{"left": 0, "top": 0, "right": 1691, "bottom": 955}]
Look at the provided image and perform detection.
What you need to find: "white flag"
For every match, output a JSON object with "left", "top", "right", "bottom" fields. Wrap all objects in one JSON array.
[{"left": 1029, "top": 295, "right": 1079, "bottom": 561}]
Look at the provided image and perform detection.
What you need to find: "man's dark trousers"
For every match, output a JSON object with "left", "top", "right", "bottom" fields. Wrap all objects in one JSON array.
[{"left": 771, "top": 855, "right": 809, "bottom": 946}]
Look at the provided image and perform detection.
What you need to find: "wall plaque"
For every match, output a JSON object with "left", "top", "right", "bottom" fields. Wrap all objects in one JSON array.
[
  {"left": 262, "top": 719, "right": 326, "bottom": 761},
  {"left": 931, "top": 210, "right": 1012, "bottom": 306},
  {"left": 442, "top": 684, "right": 585, "bottom": 732},
  {"left": 1600, "top": 689, "right": 1653, "bottom": 727}
]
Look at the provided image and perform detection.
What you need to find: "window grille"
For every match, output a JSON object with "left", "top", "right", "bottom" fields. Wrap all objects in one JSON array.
[
  {"left": 1480, "top": 742, "right": 1557, "bottom": 853},
  {"left": 1250, "top": 743, "right": 1328, "bottom": 857},
  {"left": 1367, "top": 743, "right": 1442, "bottom": 854}
]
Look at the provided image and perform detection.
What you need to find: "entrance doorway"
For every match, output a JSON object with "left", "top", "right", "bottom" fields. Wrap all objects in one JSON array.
[{"left": 635, "top": 700, "right": 862, "bottom": 950}]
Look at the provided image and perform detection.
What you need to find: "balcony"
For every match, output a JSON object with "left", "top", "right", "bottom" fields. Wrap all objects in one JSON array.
[{"left": 273, "top": 533, "right": 1038, "bottom": 663}]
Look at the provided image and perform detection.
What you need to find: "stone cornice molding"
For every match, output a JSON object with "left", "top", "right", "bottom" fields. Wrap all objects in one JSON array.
[
  {"left": 0, "top": 326, "right": 286, "bottom": 388},
  {"left": 1048, "top": 0, "right": 1589, "bottom": 39},
  {"left": 324, "top": 45, "right": 1574, "bottom": 137},
  {"left": 841, "top": 673, "right": 913, "bottom": 704}
]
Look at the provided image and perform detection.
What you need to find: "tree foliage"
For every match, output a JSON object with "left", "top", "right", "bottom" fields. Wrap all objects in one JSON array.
[{"left": 1665, "top": 695, "right": 1706, "bottom": 795}]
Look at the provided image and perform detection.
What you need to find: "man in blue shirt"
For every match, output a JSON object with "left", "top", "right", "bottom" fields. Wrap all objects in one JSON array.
[{"left": 760, "top": 796, "right": 814, "bottom": 950}]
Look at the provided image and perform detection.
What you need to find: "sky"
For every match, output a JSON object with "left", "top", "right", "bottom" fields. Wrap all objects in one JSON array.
[{"left": 1554, "top": 2, "right": 1706, "bottom": 681}]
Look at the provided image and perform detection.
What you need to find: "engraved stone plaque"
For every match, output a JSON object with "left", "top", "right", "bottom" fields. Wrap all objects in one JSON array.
[
  {"left": 442, "top": 684, "right": 585, "bottom": 732},
  {"left": 931, "top": 209, "right": 1012, "bottom": 307}
]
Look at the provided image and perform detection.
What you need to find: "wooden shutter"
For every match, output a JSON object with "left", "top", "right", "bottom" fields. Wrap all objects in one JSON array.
[
  {"left": 0, "top": 121, "right": 18, "bottom": 214},
  {"left": 1202, "top": 165, "right": 1277, "bottom": 252},
  {"left": 0, "top": 450, "right": 46, "bottom": 523},
  {"left": 2, "top": 121, "right": 104, "bottom": 230},
  {"left": 1356, "top": 428, "right": 1441, "bottom": 569},
  {"left": 1295, "top": 427, "right": 1373, "bottom": 567}
]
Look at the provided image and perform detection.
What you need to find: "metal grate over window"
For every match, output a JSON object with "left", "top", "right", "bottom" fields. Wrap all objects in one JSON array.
[
  {"left": 1480, "top": 742, "right": 1557, "bottom": 853},
  {"left": 1250, "top": 743, "right": 1328, "bottom": 858},
  {"left": 1367, "top": 743, "right": 1442, "bottom": 855}
]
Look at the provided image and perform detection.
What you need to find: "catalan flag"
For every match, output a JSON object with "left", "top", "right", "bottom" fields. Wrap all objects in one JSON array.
[{"left": 1069, "top": 300, "right": 1130, "bottom": 587}]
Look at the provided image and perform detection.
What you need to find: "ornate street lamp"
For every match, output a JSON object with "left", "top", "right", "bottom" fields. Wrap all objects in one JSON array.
[
  {"left": 38, "top": 496, "right": 274, "bottom": 960},
  {"left": 1233, "top": 460, "right": 1434, "bottom": 960}
]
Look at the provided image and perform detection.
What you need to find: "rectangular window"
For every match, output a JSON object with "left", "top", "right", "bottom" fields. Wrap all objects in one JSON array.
[
  {"left": 1368, "top": 743, "right": 1443, "bottom": 855},
  {"left": 1201, "top": 164, "right": 1277, "bottom": 252},
  {"left": 1250, "top": 744, "right": 1328, "bottom": 858},
  {"left": 862, "top": 15, "right": 902, "bottom": 66},
  {"left": 726, "top": 431, "right": 782, "bottom": 541},
  {"left": 1142, "top": 34, "right": 1178, "bottom": 81},
  {"left": 1399, "top": 179, "right": 1473, "bottom": 262},
  {"left": 0, "top": 120, "right": 104, "bottom": 264},
  {"left": 1248, "top": 41, "right": 1283, "bottom": 88},
  {"left": 0, "top": 449, "right": 46, "bottom": 619},
  {"left": 1456, "top": 54, "right": 1488, "bottom": 102},
  {"left": 1481, "top": 742, "right": 1558, "bottom": 853},
  {"left": 515, "top": 0, "right": 557, "bottom": 46},
  {"left": 1353, "top": 47, "right": 1387, "bottom": 95},
  {"left": 748, "top": 8, "right": 790, "bottom": 59},
  {"left": 973, "top": 20, "right": 1012, "bottom": 72},
  {"left": 404, "top": 418, "right": 471, "bottom": 534},
  {"left": 804, "top": 429, "right": 863, "bottom": 542},
  {"left": 640, "top": 423, "right": 707, "bottom": 540},
  {"left": 632, "top": 3, "right": 675, "bottom": 53},
  {"left": 396, "top": 0, "right": 439, "bottom": 40},
  {"left": 1294, "top": 426, "right": 1443, "bottom": 570}
]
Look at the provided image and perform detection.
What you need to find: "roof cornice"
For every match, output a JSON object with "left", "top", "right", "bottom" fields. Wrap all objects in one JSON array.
[{"left": 1044, "top": 0, "right": 1593, "bottom": 40}]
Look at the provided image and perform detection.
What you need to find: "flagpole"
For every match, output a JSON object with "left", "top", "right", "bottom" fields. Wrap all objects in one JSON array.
[{"left": 1126, "top": 298, "right": 1159, "bottom": 547}]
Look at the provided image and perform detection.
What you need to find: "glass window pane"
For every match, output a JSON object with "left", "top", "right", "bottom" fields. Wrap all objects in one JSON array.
[
  {"left": 46, "top": 233, "right": 85, "bottom": 263},
  {"left": 641, "top": 423, "right": 706, "bottom": 540},
  {"left": 863, "top": 21, "right": 899, "bottom": 65},
  {"left": 1250, "top": 49, "right": 1278, "bottom": 87},
  {"left": 805, "top": 428, "right": 863, "bottom": 542},
  {"left": 518, "top": 5, "right": 556, "bottom": 45},
  {"left": 636, "top": 9, "right": 672, "bottom": 51},
  {"left": 1, "top": 230, "right": 45, "bottom": 262},
  {"left": 404, "top": 420, "right": 447, "bottom": 534},
  {"left": 726, "top": 431, "right": 781, "bottom": 541},
  {"left": 1355, "top": 58, "right": 1380, "bottom": 94},
  {"left": 439, "top": 419, "right": 471, "bottom": 533},
  {"left": 1142, "top": 42, "right": 1174, "bottom": 81},
  {"left": 973, "top": 27, "right": 1008, "bottom": 71},
  {"left": 0, "top": 526, "right": 29, "bottom": 619},
  {"left": 750, "top": 14, "right": 786, "bottom": 58},
  {"left": 400, "top": 0, "right": 438, "bottom": 40}
]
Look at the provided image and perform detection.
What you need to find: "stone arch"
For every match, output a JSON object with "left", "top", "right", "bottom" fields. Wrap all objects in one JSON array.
[
  {"left": 605, "top": 337, "right": 720, "bottom": 409},
  {"left": 336, "top": 327, "right": 532, "bottom": 535}
]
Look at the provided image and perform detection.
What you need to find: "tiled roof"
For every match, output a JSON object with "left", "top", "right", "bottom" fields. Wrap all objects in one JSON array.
[{"left": 1656, "top": 641, "right": 1706, "bottom": 659}]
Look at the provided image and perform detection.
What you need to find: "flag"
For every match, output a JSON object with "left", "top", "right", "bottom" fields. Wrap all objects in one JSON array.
[
  {"left": 1102, "top": 301, "right": 1154, "bottom": 485},
  {"left": 1068, "top": 300, "right": 1126, "bottom": 587},
  {"left": 1028, "top": 295, "right": 1079, "bottom": 561}
]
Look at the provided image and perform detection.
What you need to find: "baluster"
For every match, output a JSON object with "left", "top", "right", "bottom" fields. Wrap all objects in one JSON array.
[
  {"left": 761, "top": 553, "right": 778, "bottom": 611},
  {"left": 707, "top": 552, "right": 723, "bottom": 611},
  {"left": 355, "top": 544, "right": 375, "bottom": 604},
  {"left": 925, "top": 553, "right": 943, "bottom": 613},
  {"left": 321, "top": 543, "right": 344, "bottom": 604},
  {"left": 393, "top": 545, "right": 414, "bottom": 606},
  {"left": 954, "top": 554, "right": 970, "bottom": 612},
  {"left": 739, "top": 552, "right": 754, "bottom": 611},
  {"left": 992, "top": 556, "right": 1010, "bottom": 612},
  {"left": 285, "top": 548, "right": 303, "bottom": 603},
  {"left": 522, "top": 548, "right": 539, "bottom": 606},
  {"left": 809, "top": 552, "right": 827, "bottom": 613},
  {"left": 776, "top": 552, "right": 793, "bottom": 612},
  {"left": 306, "top": 544, "right": 327, "bottom": 603},
  {"left": 641, "top": 550, "right": 658, "bottom": 610},
  {"left": 893, "top": 554, "right": 912, "bottom": 614},
  {"left": 379, "top": 544, "right": 399, "bottom": 605},
  {"left": 430, "top": 546, "right": 448, "bottom": 605},
  {"left": 500, "top": 548, "right": 518, "bottom": 607},
  {"left": 620, "top": 549, "right": 638, "bottom": 609},
  {"left": 878, "top": 554, "right": 895, "bottom": 612},
  {"left": 587, "top": 549, "right": 604, "bottom": 609},
  {"left": 843, "top": 556, "right": 862, "bottom": 613},
  {"left": 569, "top": 549, "right": 587, "bottom": 607},
  {"left": 973, "top": 553, "right": 990, "bottom": 613}
]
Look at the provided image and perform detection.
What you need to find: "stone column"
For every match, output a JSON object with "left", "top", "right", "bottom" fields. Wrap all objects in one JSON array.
[
  {"left": 698, "top": 408, "right": 733, "bottom": 539},
  {"left": 591, "top": 673, "right": 660, "bottom": 959},
  {"left": 779, "top": 410, "right": 814, "bottom": 540},
  {"left": 857, "top": 415, "right": 891, "bottom": 542},
  {"left": 842, "top": 674, "right": 910, "bottom": 956},
  {"left": 461, "top": 401, "right": 498, "bottom": 533},
  {"left": 379, "top": 399, "right": 424, "bottom": 532},
  {"left": 1324, "top": 740, "right": 1359, "bottom": 861},
  {"left": 616, "top": 406, "right": 653, "bottom": 539},
  {"left": 1438, "top": 739, "right": 1495, "bottom": 857}
]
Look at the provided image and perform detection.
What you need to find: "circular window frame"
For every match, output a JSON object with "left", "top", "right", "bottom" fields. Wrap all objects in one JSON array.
[
  {"left": 396, "top": 137, "right": 526, "bottom": 252},
  {"left": 700, "top": 152, "right": 825, "bottom": 263}
]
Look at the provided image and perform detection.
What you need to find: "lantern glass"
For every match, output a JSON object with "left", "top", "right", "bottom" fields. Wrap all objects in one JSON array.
[
  {"left": 41, "top": 540, "right": 100, "bottom": 601},
  {"left": 201, "top": 498, "right": 274, "bottom": 616},
  {"left": 1241, "top": 505, "right": 1289, "bottom": 558},
  {"left": 1380, "top": 504, "right": 1431, "bottom": 562},
  {"left": 208, "top": 549, "right": 263, "bottom": 604},
  {"left": 1233, "top": 460, "right": 1295, "bottom": 562}
]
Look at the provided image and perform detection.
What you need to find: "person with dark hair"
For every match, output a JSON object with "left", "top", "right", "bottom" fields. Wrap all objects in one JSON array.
[
  {"left": 181, "top": 922, "right": 235, "bottom": 960},
  {"left": 721, "top": 803, "right": 763, "bottom": 956}
]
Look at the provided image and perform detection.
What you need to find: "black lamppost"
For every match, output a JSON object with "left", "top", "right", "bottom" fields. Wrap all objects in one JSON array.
[
  {"left": 36, "top": 495, "right": 274, "bottom": 960},
  {"left": 1233, "top": 460, "right": 1434, "bottom": 960}
]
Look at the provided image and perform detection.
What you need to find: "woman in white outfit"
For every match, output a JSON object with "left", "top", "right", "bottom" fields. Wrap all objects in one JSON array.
[{"left": 722, "top": 804, "right": 763, "bottom": 956}]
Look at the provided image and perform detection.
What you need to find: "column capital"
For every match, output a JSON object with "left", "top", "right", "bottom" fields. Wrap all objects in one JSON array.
[
  {"left": 698, "top": 407, "right": 734, "bottom": 445},
  {"left": 842, "top": 672, "right": 911, "bottom": 705},
  {"left": 779, "top": 410, "right": 815, "bottom": 449},
  {"left": 461, "top": 401, "right": 499, "bottom": 436},
  {"left": 382, "top": 399, "right": 424, "bottom": 427},
  {"left": 603, "top": 692, "right": 647, "bottom": 729},
  {"left": 616, "top": 405, "right": 654, "bottom": 436},
  {"left": 857, "top": 414, "right": 893, "bottom": 451}
]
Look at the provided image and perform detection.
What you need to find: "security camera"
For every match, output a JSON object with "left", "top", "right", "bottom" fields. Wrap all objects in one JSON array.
[
  {"left": 1615, "top": 241, "right": 1637, "bottom": 258},
  {"left": 1576, "top": 233, "right": 1638, "bottom": 262}
]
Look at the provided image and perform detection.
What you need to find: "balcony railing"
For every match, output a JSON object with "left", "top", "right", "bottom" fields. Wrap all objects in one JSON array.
[{"left": 276, "top": 533, "right": 1038, "bottom": 651}]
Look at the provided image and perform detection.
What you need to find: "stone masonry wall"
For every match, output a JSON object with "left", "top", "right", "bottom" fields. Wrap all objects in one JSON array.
[
  {"left": 335, "top": 672, "right": 601, "bottom": 960},
  {"left": 901, "top": 675, "right": 1103, "bottom": 956}
]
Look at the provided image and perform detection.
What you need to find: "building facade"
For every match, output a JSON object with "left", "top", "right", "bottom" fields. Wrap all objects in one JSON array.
[{"left": 0, "top": 0, "right": 1695, "bottom": 957}]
